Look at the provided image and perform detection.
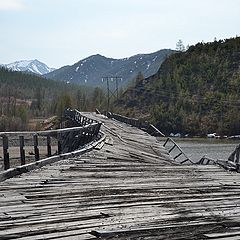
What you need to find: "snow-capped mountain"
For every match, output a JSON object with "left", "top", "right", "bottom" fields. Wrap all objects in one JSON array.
[
  {"left": 2, "top": 59, "right": 55, "bottom": 75},
  {"left": 44, "top": 49, "right": 175, "bottom": 87}
]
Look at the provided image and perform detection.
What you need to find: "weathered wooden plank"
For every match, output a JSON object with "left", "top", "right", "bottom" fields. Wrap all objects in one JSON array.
[
  {"left": 205, "top": 231, "right": 240, "bottom": 238},
  {"left": 0, "top": 112, "right": 240, "bottom": 239},
  {"left": 206, "top": 237, "right": 240, "bottom": 240}
]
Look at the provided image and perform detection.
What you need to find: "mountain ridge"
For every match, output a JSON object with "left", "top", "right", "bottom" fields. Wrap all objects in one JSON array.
[
  {"left": 44, "top": 49, "right": 174, "bottom": 87},
  {"left": 2, "top": 59, "right": 55, "bottom": 75}
]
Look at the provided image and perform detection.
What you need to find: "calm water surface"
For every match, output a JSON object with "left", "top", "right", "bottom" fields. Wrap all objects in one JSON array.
[{"left": 158, "top": 138, "right": 240, "bottom": 163}]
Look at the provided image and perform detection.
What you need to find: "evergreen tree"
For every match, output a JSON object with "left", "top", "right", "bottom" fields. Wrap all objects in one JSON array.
[{"left": 176, "top": 39, "right": 186, "bottom": 52}]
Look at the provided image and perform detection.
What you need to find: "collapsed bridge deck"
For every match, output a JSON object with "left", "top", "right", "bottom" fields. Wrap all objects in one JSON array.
[{"left": 1, "top": 113, "right": 240, "bottom": 240}]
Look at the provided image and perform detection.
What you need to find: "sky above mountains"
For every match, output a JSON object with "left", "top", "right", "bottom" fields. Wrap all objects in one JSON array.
[{"left": 0, "top": 0, "right": 239, "bottom": 68}]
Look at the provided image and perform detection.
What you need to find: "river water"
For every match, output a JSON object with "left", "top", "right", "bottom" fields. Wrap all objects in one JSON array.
[{"left": 158, "top": 137, "right": 240, "bottom": 163}]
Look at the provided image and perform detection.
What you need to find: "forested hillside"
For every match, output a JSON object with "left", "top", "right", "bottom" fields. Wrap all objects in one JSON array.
[
  {"left": 0, "top": 68, "right": 105, "bottom": 130},
  {"left": 116, "top": 37, "right": 240, "bottom": 136}
]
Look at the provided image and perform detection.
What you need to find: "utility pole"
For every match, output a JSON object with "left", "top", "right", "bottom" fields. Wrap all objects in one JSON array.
[
  {"left": 116, "top": 77, "right": 119, "bottom": 100},
  {"left": 107, "top": 77, "right": 110, "bottom": 112},
  {"left": 102, "top": 76, "right": 122, "bottom": 112}
]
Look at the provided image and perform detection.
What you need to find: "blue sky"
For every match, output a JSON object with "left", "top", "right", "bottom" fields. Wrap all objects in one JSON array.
[{"left": 0, "top": 0, "right": 239, "bottom": 68}]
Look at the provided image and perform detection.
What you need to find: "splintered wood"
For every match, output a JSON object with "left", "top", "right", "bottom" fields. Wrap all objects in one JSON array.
[{"left": 1, "top": 113, "right": 240, "bottom": 239}]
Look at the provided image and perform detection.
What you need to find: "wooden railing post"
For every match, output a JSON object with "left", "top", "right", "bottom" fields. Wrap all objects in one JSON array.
[
  {"left": 94, "top": 123, "right": 101, "bottom": 137},
  {"left": 79, "top": 116, "right": 83, "bottom": 125},
  {"left": 2, "top": 135, "right": 10, "bottom": 170},
  {"left": 92, "top": 124, "right": 98, "bottom": 137},
  {"left": 47, "top": 136, "right": 52, "bottom": 157},
  {"left": 57, "top": 133, "right": 62, "bottom": 154},
  {"left": 82, "top": 117, "right": 86, "bottom": 125},
  {"left": 19, "top": 136, "right": 26, "bottom": 165},
  {"left": 82, "top": 131, "right": 87, "bottom": 145},
  {"left": 236, "top": 145, "right": 240, "bottom": 164},
  {"left": 163, "top": 137, "right": 170, "bottom": 147},
  {"left": 33, "top": 134, "right": 40, "bottom": 161},
  {"left": 58, "top": 141, "right": 62, "bottom": 154}
]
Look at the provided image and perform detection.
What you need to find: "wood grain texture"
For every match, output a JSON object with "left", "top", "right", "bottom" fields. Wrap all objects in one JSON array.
[{"left": 0, "top": 113, "right": 240, "bottom": 239}]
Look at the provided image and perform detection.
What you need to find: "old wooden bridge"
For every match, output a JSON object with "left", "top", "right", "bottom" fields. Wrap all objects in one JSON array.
[{"left": 0, "top": 109, "right": 240, "bottom": 240}]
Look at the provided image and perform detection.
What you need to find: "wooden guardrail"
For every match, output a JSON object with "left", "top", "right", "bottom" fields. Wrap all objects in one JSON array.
[
  {"left": 163, "top": 140, "right": 240, "bottom": 171},
  {"left": 107, "top": 112, "right": 165, "bottom": 137},
  {"left": 196, "top": 144, "right": 240, "bottom": 171},
  {"left": 1, "top": 109, "right": 101, "bottom": 171},
  {"left": 163, "top": 137, "right": 194, "bottom": 164},
  {"left": 64, "top": 108, "right": 98, "bottom": 126},
  {"left": 228, "top": 144, "right": 240, "bottom": 164}
]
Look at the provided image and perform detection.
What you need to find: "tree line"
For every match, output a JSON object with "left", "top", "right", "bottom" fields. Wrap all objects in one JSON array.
[{"left": 0, "top": 67, "right": 107, "bottom": 131}]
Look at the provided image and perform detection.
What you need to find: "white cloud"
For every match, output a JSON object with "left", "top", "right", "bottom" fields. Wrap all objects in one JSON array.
[{"left": 0, "top": 0, "right": 26, "bottom": 11}]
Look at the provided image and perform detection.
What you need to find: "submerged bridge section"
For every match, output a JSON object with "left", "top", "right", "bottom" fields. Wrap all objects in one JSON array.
[{"left": 1, "top": 113, "right": 240, "bottom": 239}]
